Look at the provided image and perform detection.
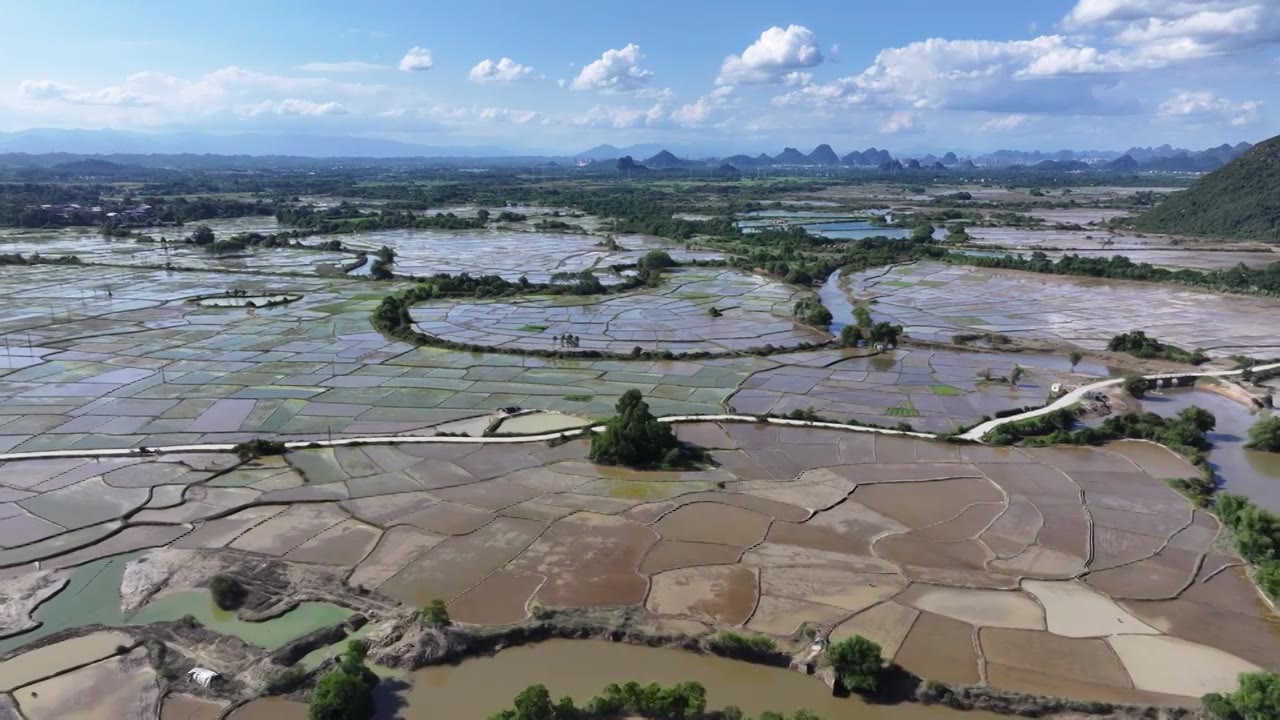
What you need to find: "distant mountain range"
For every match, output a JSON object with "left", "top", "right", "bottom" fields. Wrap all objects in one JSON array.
[
  {"left": 0, "top": 128, "right": 1258, "bottom": 173},
  {"left": 598, "top": 141, "right": 1256, "bottom": 173}
]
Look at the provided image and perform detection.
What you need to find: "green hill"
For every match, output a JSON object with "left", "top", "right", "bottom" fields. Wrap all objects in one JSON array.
[{"left": 1131, "top": 133, "right": 1280, "bottom": 242}]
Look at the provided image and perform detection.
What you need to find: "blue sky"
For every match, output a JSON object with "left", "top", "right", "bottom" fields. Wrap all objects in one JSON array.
[{"left": 3, "top": 0, "right": 1278, "bottom": 154}]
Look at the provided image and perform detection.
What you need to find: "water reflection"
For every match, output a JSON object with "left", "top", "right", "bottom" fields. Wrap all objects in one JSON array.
[{"left": 1141, "top": 388, "right": 1280, "bottom": 512}]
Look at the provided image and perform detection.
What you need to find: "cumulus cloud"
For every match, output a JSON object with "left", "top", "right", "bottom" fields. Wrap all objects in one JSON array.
[
  {"left": 1062, "top": 1, "right": 1280, "bottom": 65},
  {"left": 1157, "top": 90, "right": 1261, "bottom": 125},
  {"left": 772, "top": 36, "right": 1142, "bottom": 115},
  {"left": 570, "top": 44, "right": 653, "bottom": 92},
  {"left": 399, "top": 47, "right": 434, "bottom": 72},
  {"left": 880, "top": 111, "right": 920, "bottom": 133},
  {"left": 244, "top": 98, "right": 349, "bottom": 116},
  {"left": 670, "top": 86, "right": 735, "bottom": 126},
  {"left": 469, "top": 58, "right": 535, "bottom": 84},
  {"left": 19, "top": 79, "right": 148, "bottom": 106},
  {"left": 296, "top": 61, "right": 388, "bottom": 73},
  {"left": 717, "top": 25, "right": 823, "bottom": 85}
]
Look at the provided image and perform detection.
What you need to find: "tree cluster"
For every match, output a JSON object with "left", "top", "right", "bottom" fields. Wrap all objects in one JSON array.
[
  {"left": 589, "top": 390, "right": 703, "bottom": 469},
  {"left": 1107, "top": 330, "right": 1208, "bottom": 365},
  {"left": 1203, "top": 671, "right": 1280, "bottom": 720},
  {"left": 487, "top": 680, "right": 821, "bottom": 720},
  {"left": 309, "top": 641, "right": 378, "bottom": 720}
]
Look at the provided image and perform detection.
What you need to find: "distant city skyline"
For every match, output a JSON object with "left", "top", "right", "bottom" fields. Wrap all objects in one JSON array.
[{"left": 2, "top": 0, "right": 1278, "bottom": 153}]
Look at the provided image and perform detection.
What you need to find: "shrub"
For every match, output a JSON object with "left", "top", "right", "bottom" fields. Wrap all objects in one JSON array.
[
  {"left": 709, "top": 630, "right": 777, "bottom": 655},
  {"left": 589, "top": 390, "right": 702, "bottom": 469},
  {"left": 263, "top": 666, "right": 307, "bottom": 695},
  {"left": 209, "top": 574, "right": 246, "bottom": 610},
  {"left": 826, "top": 635, "right": 886, "bottom": 694},
  {"left": 309, "top": 660, "right": 376, "bottom": 719},
  {"left": 232, "top": 438, "right": 287, "bottom": 462},
  {"left": 420, "top": 598, "right": 451, "bottom": 628},
  {"left": 1247, "top": 416, "right": 1280, "bottom": 452},
  {"left": 1202, "top": 671, "right": 1280, "bottom": 720}
]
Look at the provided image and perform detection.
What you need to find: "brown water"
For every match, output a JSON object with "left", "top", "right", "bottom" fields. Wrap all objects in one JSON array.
[
  {"left": 1140, "top": 388, "right": 1280, "bottom": 512},
  {"left": 379, "top": 640, "right": 1003, "bottom": 720}
]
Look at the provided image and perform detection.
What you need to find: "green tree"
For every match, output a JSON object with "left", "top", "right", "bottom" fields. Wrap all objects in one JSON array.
[
  {"left": 826, "top": 635, "right": 886, "bottom": 694},
  {"left": 853, "top": 304, "right": 872, "bottom": 329},
  {"left": 1123, "top": 375, "right": 1148, "bottom": 399},
  {"left": 420, "top": 598, "right": 451, "bottom": 627},
  {"left": 190, "top": 225, "right": 215, "bottom": 246},
  {"left": 589, "top": 390, "right": 688, "bottom": 468},
  {"left": 1178, "top": 406, "right": 1217, "bottom": 434},
  {"left": 838, "top": 325, "right": 861, "bottom": 348},
  {"left": 1068, "top": 350, "right": 1083, "bottom": 370},
  {"left": 909, "top": 223, "right": 934, "bottom": 241},
  {"left": 309, "top": 642, "right": 377, "bottom": 720},
  {"left": 1202, "top": 671, "right": 1280, "bottom": 719},
  {"left": 209, "top": 574, "right": 246, "bottom": 610},
  {"left": 511, "top": 684, "right": 555, "bottom": 720},
  {"left": 1247, "top": 416, "right": 1280, "bottom": 452}
]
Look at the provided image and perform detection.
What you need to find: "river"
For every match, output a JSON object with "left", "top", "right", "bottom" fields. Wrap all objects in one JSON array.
[
  {"left": 1139, "top": 387, "right": 1280, "bottom": 512},
  {"left": 227, "top": 640, "right": 1002, "bottom": 720}
]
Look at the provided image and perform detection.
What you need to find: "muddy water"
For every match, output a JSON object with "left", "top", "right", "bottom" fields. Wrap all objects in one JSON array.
[
  {"left": 386, "top": 640, "right": 1002, "bottom": 720},
  {"left": 228, "top": 697, "right": 308, "bottom": 720},
  {"left": 1140, "top": 388, "right": 1280, "bottom": 512}
]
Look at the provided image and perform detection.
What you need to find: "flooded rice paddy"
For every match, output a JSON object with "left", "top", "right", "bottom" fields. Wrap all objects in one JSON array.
[
  {"left": 846, "top": 261, "right": 1280, "bottom": 358},
  {"left": 0, "top": 425, "right": 1272, "bottom": 710},
  {"left": 410, "top": 268, "right": 826, "bottom": 355}
]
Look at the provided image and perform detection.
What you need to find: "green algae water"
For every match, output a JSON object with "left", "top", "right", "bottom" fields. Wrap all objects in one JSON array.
[{"left": 125, "top": 591, "right": 351, "bottom": 649}]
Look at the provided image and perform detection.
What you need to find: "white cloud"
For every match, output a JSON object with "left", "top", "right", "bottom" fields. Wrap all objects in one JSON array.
[
  {"left": 244, "top": 99, "right": 349, "bottom": 116},
  {"left": 18, "top": 80, "right": 73, "bottom": 101},
  {"left": 717, "top": 25, "right": 823, "bottom": 85},
  {"left": 880, "top": 111, "right": 919, "bottom": 133},
  {"left": 1062, "top": 1, "right": 1280, "bottom": 65},
  {"left": 670, "top": 86, "right": 735, "bottom": 127},
  {"left": 1157, "top": 90, "right": 1261, "bottom": 125},
  {"left": 479, "top": 107, "right": 541, "bottom": 124},
  {"left": 980, "top": 114, "right": 1032, "bottom": 131},
  {"left": 296, "top": 61, "right": 388, "bottom": 73},
  {"left": 469, "top": 58, "right": 535, "bottom": 84},
  {"left": 570, "top": 44, "right": 653, "bottom": 92},
  {"left": 399, "top": 47, "right": 434, "bottom": 72},
  {"left": 19, "top": 79, "right": 148, "bottom": 106}
]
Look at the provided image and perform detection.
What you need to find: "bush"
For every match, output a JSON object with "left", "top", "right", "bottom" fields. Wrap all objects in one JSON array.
[
  {"left": 232, "top": 438, "right": 287, "bottom": 462},
  {"left": 1202, "top": 671, "right": 1280, "bottom": 719},
  {"left": 420, "top": 598, "right": 451, "bottom": 628},
  {"left": 209, "top": 574, "right": 246, "bottom": 610},
  {"left": 709, "top": 630, "right": 777, "bottom": 655},
  {"left": 309, "top": 642, "right": 377, "bottom": 720},
  {"left": 1107, "top": 330, "right": 1207, "bottom": 365},
  {"left": 826, "top": 635, "right": 886, "bottom": 694},
  {"left": 589, "top": 390, "right": 702, "bottom": 469},
  {"left": 1247, "top": 416, "right": 1280, "bottom": 452},
  {"left": 264, "top": 666, "right": 307, "bottom": 695}
]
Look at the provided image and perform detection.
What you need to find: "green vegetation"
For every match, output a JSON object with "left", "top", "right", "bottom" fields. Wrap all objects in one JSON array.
[
  {"left": 208, "top": 574, "right": 246, "bottom": 611},
  {"left": 708, "top": 630, "right": 777, "bottom": 656},
  {"left": 951, "top": 250, "right": 1280, "bottom": 298},
  {"left": 1203, "top": 671, "right": 1280, "bottom": 719},
  {"left": 589, "top": 390, "right": 704, "bottom": 469},
  {"left": 836, "top": 302, "right": 903, "bottom": 349},
  {"left": 1131, "top": 135, "right": 1280, "bottom": 242},
  {"left": 1068, "top": 350, "right": 1083, "bottom": 370},
  {"left": 1107, "top": 330, "right": 1208, "bottom": 365},
  {"left": 986, "top": 406, "right": 1215, "bottom": 456},
  {"left": 309, "top": 641, "right": 378, "bottom": 720},
  {"left": 487, "top": 679, "right": 816, "bottom": 720},
  {"left": 1215, "top": 494, "right": 1280, "bottom": 600},
  {"left": 1246, "top": 416, "right": 1280, "bottom": 452},
  {"left": 232, "top": 438, "right": 288, "bottom": 462},
  {"left": 420, "top": 598, "right": 451, "bottom": 628},
  {"left": 263, "top": 666, "right": 308, "bottom": 695},
  {"left": 825, "top": 635, "right": 886, "bottom": 694},
  {"left": 1123, "top": 375, "right": 1149, "bottom": 399},
  {"left": 792, "top": 298, "right": 832, "bottom": 329}
]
